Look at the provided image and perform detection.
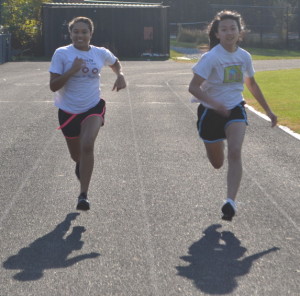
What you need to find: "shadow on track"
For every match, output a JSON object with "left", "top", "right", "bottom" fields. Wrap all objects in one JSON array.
[
  {"left": 3, "top": 213, "right": 100, "bottom": 281},
  {"left": 176, "top": 224, "right": 279, "bottom": 294}
]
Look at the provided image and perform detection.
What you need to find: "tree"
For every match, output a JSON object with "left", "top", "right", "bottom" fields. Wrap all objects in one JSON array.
[{"left": 2, "top": 0, "right": 51, "bottom": 53}]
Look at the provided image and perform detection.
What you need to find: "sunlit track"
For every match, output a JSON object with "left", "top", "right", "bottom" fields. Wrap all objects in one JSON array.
[{"left": 0, "top": 61, "right": 299, "bottom": 296}]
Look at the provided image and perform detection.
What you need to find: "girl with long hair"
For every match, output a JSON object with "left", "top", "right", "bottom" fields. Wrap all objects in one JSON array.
[{"left": 189, "top": 11, "right": 277, "bottom": 221}]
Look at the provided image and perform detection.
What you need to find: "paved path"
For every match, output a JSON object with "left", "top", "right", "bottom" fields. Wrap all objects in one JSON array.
[
  {"left": 170, "top": 46, "right": 203, "bottom": 60},
  {"left": 171, "top": 46, "right": 300, "bottom": 69},
  {"left": 0, "top": 60, "right": 299, "bottom": 295}
]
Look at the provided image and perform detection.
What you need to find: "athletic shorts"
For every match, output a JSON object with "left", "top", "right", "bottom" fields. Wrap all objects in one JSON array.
[
  {"left": 58, "top": 99, "right": 106, "bottom": 139},
  {"left": 197, "top": 101, "right": 247, "bottom": 143}
]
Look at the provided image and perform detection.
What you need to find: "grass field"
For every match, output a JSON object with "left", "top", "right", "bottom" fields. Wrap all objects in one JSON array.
[
  {"left": 243, "top": 69, "right": 300, "bottom": 134},
  {"left": 245, "top": 48, "right": 300, "bottom": 60},
  {"left": 170, "top": 44, "right": 300, "bottom": 135},
  {"left": 170, "top": 44, "right": 300, "bottom": 62}
]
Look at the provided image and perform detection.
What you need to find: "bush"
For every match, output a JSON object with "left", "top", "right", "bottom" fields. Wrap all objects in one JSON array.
[
  {"left": 177, "top": 28, "right": 208, "bottom": 45},
  {"left": 1, "top": 0, "right": 51, "bottom": 56}
]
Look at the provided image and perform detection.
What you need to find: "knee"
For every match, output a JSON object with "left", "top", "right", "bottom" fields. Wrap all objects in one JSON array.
[
  {"left": 210, "top": 159, "right": 224, "bottom": 169},
  {"left": 211, "top": 161, "right": 224, "bottom": 169},
  {"left": 228, "top": 148, "right": 242, "bottom": 162},
  {"left": 81, "top": 140, "right": 94, "bottom": 155},
  {"left": 207, "top": 155, "right": 224, "bottom": 169}
]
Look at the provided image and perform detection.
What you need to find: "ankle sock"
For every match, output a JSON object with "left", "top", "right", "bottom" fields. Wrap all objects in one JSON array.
[{"left": 225, "top": 198, "right": 237, "bottom": 211}]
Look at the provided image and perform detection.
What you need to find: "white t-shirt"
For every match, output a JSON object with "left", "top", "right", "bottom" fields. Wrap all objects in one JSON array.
[
  {"left": 49, "top": 44, "right": 117, "bottom": 113},
  {"left": 192, "top": 44, "right": 255, "bottom": 110}
]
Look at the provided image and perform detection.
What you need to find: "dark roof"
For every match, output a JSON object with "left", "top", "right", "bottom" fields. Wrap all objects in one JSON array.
[{"left": 43, "top": 1, "right": 165, "bottom": 8}]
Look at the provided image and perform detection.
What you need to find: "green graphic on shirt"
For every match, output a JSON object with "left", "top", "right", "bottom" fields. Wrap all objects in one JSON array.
[{"left": 223, "top": 65, "right": 243, "bottom": 83}]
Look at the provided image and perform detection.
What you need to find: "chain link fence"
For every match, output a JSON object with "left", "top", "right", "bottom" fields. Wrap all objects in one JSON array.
[
  {"left": 171, "top": 4, "right": 300, "bottom": 50},
  {"left": 210, "top": 4, "right": 300, "bottom": 49}
]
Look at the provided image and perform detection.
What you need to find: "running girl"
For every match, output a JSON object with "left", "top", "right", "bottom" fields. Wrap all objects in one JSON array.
[
  {"left": 49, "top": 16, "right": 126, "bottom": 211},
  {"left": 189, "top": 10, "right": 277, "bottom": 221}
]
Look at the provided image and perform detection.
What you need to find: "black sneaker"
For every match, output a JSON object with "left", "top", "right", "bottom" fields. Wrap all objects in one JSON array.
[
  {"left": 75, "top": 162, "right": 80, "bottom": 180},
  {"left": 76, "top": 193, "right": 90, "bottom": 211},
  {"left": 221, "top": 202, "right": 235, "bottom": 221}
]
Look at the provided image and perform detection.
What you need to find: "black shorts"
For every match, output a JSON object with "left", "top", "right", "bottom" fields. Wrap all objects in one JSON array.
[
  {"left": 58, "top": 99, "right": 106, "bottom": 139},
  {"left": 197, "top": 101, "right": 247, "bottom": 143}
]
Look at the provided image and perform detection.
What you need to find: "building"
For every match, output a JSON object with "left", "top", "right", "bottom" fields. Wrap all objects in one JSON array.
[{"left": 42, "top": 1, "right": 169, "bottom": 58}]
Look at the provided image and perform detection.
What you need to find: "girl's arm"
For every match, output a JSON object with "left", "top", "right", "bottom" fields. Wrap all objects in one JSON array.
[
  {"left": 189, "top": 73, "right": 230, "bottom": 117},
  {"left": 110, "top": 59, "right": 126, "bottom": 91},
  {"left": 244, "top": 76, "right": 277, "bottom": 127},
  {"left": 49, "top": 57, "right": 85, "bottom": 92}
]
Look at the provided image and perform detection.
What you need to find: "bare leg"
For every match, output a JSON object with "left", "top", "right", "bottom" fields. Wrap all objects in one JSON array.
[
  {"left": 225, "top": 122, "right": 246, "bottom": 201},
  {"left": 79, "top": 116, "right": 102, "bottom": 194},
  {"left": 204, "top": 141, "right": 225, "bottom": 169},
  {"left": 65, "top": 138, "right": 80, "bottom": 163}
]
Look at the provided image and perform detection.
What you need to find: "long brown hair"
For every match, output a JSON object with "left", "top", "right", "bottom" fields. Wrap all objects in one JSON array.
[{"left": 207, "top": 10, "right": 245, "bottom": 50}]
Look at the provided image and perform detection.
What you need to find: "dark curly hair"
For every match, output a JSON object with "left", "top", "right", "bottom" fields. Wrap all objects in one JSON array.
[
  {"left": 68, "top": 16, "right": 94, "bottom": 33},
  {"left": 207, "top": 10, "right": 245, "bottom": 50}
]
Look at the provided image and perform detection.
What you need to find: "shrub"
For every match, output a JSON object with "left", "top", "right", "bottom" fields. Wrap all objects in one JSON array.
[
  {"left": 177, "top": 28, "right": 209, "bottom": 45},
  {"left": 1, "top": 0, "right": 51, "bottom": 55}
]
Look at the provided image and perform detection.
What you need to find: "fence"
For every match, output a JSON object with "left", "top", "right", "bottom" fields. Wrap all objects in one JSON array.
[
  {"left": 209, "top": 4, "right": 300, "bottom": 49},
  {"left": 0, "top": 34, "right": 11, "bottom": 64},
  {"left": 171, "top": 4, "right": 300, "bottom": 50}
]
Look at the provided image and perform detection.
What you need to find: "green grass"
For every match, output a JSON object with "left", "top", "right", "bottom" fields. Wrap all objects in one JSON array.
[
  {"left": 243, "top": 69, "right": 300, "bottom": 133},
  {"left": 170, "top": 49, "right": 186, "bottom": 59},
  {"left": 245, "top": 48, "right": 300, "bottom": 60},
  {"left": 170, "top": 40, "right": 300, "bottom": 133},
  {"left": 170, "top": 40, "right": 300, "bottom": 61},
  {"left": 171, "top": 41, "right": 300, "bottom": 133}
]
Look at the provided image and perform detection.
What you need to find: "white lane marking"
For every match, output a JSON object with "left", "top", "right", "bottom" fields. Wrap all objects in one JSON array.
[
  {"left": 126, "top": 85, "right": 160, "bottom": 296},
  {"left": 144, "top": 72, "right": 191, "bottom": 75},
  {"left": 0, "top": 132, "right": 57, "bottom": 228},
  {"left": 246, "top": 104, "right": 300, "bottom": 141},
  {"left": 135, "top": 84, "right": 164, "bottom": 88},
  {"left": 244, "top": 170, "right": 300, "bottom": 233},
  {"left": 0, "top": 101, "right": 53, "bottom": 103}
]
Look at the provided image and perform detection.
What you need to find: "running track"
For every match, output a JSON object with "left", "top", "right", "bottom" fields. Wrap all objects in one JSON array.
[{"left": 0, "top": 59, "right": 299, "bottom": 295}]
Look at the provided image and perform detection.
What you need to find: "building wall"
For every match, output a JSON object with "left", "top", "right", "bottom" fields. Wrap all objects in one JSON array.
[{"left": 42, "top": 3, "right": 169, "bottom": 58}]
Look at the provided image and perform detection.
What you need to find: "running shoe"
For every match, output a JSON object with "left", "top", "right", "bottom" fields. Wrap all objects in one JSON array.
[
  {"left": 76, "top": 192, "right": 90, "bottom": 211},
  {"left": 221, "top": 201, "right": 236, "bottom": 221}
]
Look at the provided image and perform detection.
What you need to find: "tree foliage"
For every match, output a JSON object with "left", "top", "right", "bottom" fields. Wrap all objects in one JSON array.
[{"left": 1, "top": 0, "right": 51, "bottom": 53}]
